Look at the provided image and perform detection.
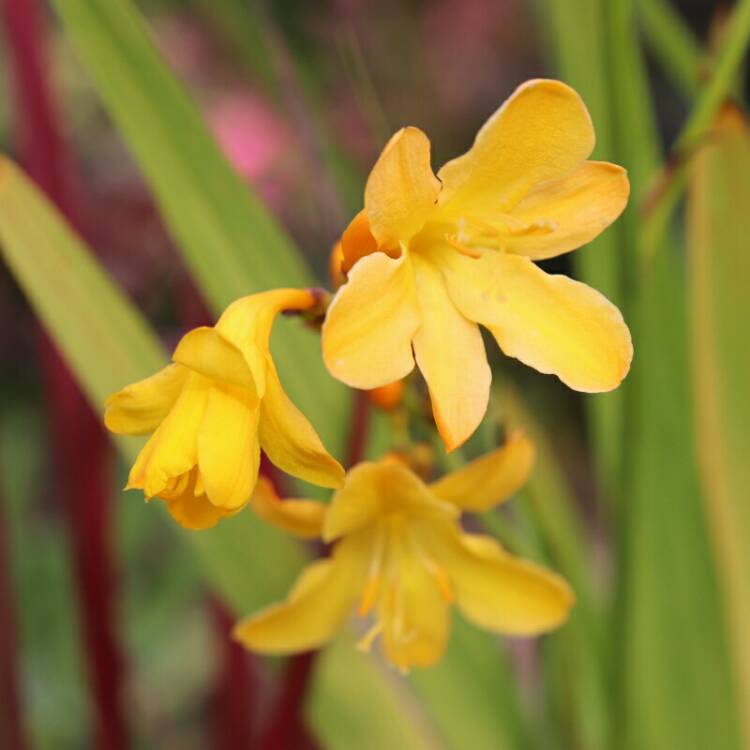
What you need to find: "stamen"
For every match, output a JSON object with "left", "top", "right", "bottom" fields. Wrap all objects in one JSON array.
[
  {"left": 357, "top": 575, "right": 380, "bottom": 617},
  {"left": 357, "top": 525, "right": 385, "bottom": 616},
  {"left": 356, "top": 621, "right": 383, "bottom": 653},
  {"left": 445, "top": 235, "right": 483, "bottom": 259}
]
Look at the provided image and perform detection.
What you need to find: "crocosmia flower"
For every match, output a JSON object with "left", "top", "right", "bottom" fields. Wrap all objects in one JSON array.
[
  {"left": 104, "top": 289, "right": 344, "bottom": 530},
  {"left": 322, "top": 79, "right": 632, "bottom": 450},
  {"left": 234, "top": 433, "right": 574, "bottom": 672}
]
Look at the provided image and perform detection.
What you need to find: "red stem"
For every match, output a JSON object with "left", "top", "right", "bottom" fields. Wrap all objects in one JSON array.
[
  {"left": 0, "top": 491, "right": 29, "bottom": 750},
  {"left": 259, "top": 390, "right": 371, "bottom": 749},
  {"left": 1, "top": 1, "right": 126, "bottom": 748}
]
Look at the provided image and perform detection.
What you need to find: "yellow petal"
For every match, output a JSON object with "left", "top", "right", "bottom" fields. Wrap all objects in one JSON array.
[
  {"left": 259, "top": 357, "right": 344, "bottom": 489},
  {"left": 104, "top": 363, "right": 187, "bottom": 435},
  {"left": 429, "top": 431, "right": 535, "bottom": 511},
  {"left": 340, "top": 209, "right": 379, "bottom": 274},
  {"left": 365, "top": 127, "right": 441, "bottom": 248},
  {"left": 215, "top": 288, "right": 317, "bottom": 394},
  {"left": 504, "top": 162, "right": 629, "bottom": 260},
  {"left": 431, "top": 527, "right": 575, "bottom": 635},
  {"left": 412, "top": 255, "right": 490, "bottom": 451},
  {"left": 322, "top": 252, "right": 420, "bottom": 389},
  {"left": 127, "top": 372, "right": 208, "bottom": 497},
  {"left": 172, "top": 327, "right": 258, "bottom": 394},
  {"left": 323, "top": 460, "right": 458, "bottom": 543},
  {"left": 441, "top": 250, "right": 633, "bottom": 392},
  {"left": 250, "top": 475, "right": 326, "bottom": 539},
  {"left": 437, "top": 79, "right": 594, "bottom": 214},
  {"left": 233, "top": 533, "right": 369, "bottom": 654},
  {"left": 197, "top": 383, "right": 261, "bottom": 510},
  {"left": 379, "top": 550, "right": 450, "bottom": 671},
  {"left": 163, "top": 468, "right": 228, "bottom": 530}
]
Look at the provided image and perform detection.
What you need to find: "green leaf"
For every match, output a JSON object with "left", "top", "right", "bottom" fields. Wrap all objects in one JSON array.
[
  {"left": 687, "top": 106, "right": 750, "bottom": 746},
  {"left": 48, "top": 0, "right": 348, "bottom": 449}
]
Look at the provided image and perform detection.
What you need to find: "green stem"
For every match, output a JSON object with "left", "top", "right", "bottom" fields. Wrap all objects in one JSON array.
[{"left": 635, "top": 0, "right": 702, "bottom": 98}]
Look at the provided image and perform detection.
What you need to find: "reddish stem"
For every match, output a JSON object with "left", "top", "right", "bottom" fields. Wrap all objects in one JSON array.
[
  {"left": 1, "top": 1, "right": 126, "bottom": 748},
  {"left": 0, "top": 491, "right": 29, "bottom": 750},
  {"left": 210, "top": 599, "right": 256, "bottom": 749},
  {"left": 259, "top": 390, "right": 371, "bottom": 749}
]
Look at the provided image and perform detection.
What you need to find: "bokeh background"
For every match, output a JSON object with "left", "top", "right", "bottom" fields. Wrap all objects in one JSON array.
[{"left": 1, "top": 1, "right": 749, "bottom": 749}]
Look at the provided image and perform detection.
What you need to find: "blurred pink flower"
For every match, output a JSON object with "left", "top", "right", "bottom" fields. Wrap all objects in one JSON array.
[{"left": 208, "top": 94, "right": 290, "bottom": 182}]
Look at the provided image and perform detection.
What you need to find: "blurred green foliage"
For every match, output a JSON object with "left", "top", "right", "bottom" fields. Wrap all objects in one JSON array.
[{"left": 1, "top": 0, "right": 750, "bottom": 748}]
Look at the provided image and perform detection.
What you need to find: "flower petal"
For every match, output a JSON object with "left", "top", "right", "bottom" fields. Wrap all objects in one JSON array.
[
  {"left": 340, "top": 209, "right": 378, "bottom": 274},
  {"left": 197, "top": 383, "right": 261, "bottom": 510},
  {"left": 429, "top": 431, "right": 535, "bottom": 511},
  {"left": 215, "top": 288, "right": 317, "bottom": 394},
  {"left": 172, "top": 327, "right": 258, "bottom": 394},
  {"left": 322, "top": 252, "right": 420, "bottom": 389},
  {"left": 259, "top": 357, "right": 344, "bottom": 488},
  {"left": 233, "top": 534, "right": 369, "bottom": 654},
  {"left": 437, "top": 79, "right": 594, "bottom": 214},
  {"left": 249, "top": 476, "right": 326, "bottom": 539},
  {"left": 163, "top": 468, "right": 228, "bottom": 530},
  {"left": 431, "top": 527, "right": 574, "bottom": 635},
  {"left": 324, "top": 460, "right": 458, "bottom": 543},
  {"left": 127, "top": 372, "right": 208, "bottom": 497},
  {"left": 441, "top": 250, "right": 633, "bottom": 392},
  {"left": 379, "top": 551, "right": 451, "bottom": 671},
  {"left": 365, "top": 127, "right": 441, "bottom": 249},
  {"left": 104, "top": 363, "right": 187, "bottom": 435},
  {"left": 504, "top": 162, "right": 629, "bottom": 260},
  {"left": 412, "top": 255, "right": 490, "bottom": 451}
]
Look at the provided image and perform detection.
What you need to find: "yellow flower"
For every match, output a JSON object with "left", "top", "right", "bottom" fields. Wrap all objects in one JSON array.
[
  {"left": 104, "top": 289, "right": 344, "bottom": 530},
  {"left": 322, "top": 79, "right": 632, "bottom": 450},
  {"left": 234, "top": 433, "right": 574, "bottom": 672}
]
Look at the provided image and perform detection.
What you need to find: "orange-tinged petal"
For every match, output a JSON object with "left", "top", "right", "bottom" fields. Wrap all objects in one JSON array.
[
  {"left": 412, "top": 255, "right": 490, "bottom": 451},
  {"left": 197, "top": 383, "right": 261, "bottom": 510},
  {"left": 504, "top": 161, "right": 629, "bottom": 260},
  {"left": 440, "top": 250, "right": 633, "bottom": 392},
  {"left": 429, "top": 431, "right": 535, "bottom": 511},
  {"left": 437, "top": 79, "right": 594, "bottom": 214},
  {"left": 379, "top": 550, "right": 450, "bottom": 671},
  {"left": 428, "top": 526, "right": 575, "bottom": 635},
  {"left": 163, "top": 468, "right": 228, "bottom": 530},
  {"left": 340, "top": 209, "right": 379, "bottom": 274},
  {"left": 365, "top": 127, "right": 441, "bottom": 248},
  {"left": 259, "top": 357, "right": 344, "bottom": 489},
  {"left": 366, "top": 379, "right": 404, "bottom": 410},
  {"left": 172, "top": 327, "right": 258, "bottom": 394},
  {"left": 322, "top": 252, "right": 420, "bottom": 389},
  {"left": 127, "top": 372, "right": 209, "bottom": 497},
  {"left": 104, "top": 363, "right": 187, "bottom": 435},
  {"left": 249, "top": 476, "right": 326, "bottom": 539},
  {"left": 323, "top": 460, "right": 458, "bottom": 543},
  {"left": 233, "top": 533, "right": 369, "bottom": 654}
]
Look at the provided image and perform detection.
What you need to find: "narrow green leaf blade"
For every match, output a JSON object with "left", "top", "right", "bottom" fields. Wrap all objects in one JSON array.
[
  {"left": 688, "top": 106, "right": 750, "bottom": 746},
  {"left": 48, "top": 0, "right": 348, "bottom": 446}
]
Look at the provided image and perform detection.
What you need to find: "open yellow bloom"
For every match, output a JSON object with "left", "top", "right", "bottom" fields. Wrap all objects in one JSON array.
[
  {"left": 322, "top": 79, "right": 632, "bottom": 450},
  {"left": 234, "top": 433, "right": 574, "bottom": 672},
  {"left": 104, "top": 289, "right": 344, "bottom": 529}
]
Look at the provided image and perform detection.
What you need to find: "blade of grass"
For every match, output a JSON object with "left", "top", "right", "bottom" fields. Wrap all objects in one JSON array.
[
  {"left": 48, "top": 0, "right": 348, "bottom": 449},
  {"left": 602, "top": 3, "right": 743, "bottom": 748},
  {"left": 687, "top": 105, "right": 750, "bottom": 747},
  {"left": 635, "top": 0, "right": 702, "bottom": 99}
]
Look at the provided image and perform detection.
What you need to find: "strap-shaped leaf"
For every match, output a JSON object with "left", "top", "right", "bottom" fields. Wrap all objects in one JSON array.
[{"left": 49, "top": 0, "right": 346, "bottom": 446}]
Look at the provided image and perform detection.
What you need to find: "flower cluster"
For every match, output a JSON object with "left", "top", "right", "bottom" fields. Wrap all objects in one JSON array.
[{"left": 105, "top": 79, "right": 631, "bottom": 670}]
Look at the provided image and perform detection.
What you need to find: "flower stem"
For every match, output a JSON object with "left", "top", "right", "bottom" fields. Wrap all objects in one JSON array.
[{"left": 1, "top": 1, "right": 126, "bottom": 747}]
